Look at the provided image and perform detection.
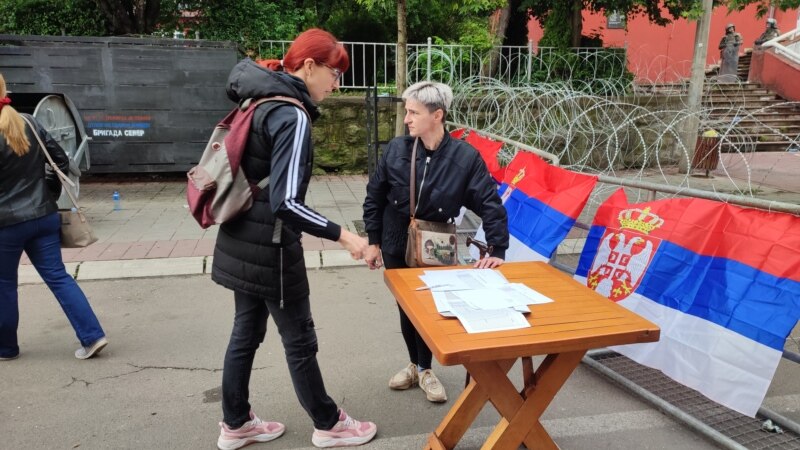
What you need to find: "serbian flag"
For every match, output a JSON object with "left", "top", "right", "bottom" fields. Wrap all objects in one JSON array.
[
  {"left": 465, "top": 131, "right": 505, "bottom": 183},
  {"left": 575, "top": 189, "right": 800, "bottom": 417},
  {"left": 470, "top": 151, "right": 597, "bottom": 262},
  {"left": 450, "top": 128, "right": 466, "bottom": 140}
]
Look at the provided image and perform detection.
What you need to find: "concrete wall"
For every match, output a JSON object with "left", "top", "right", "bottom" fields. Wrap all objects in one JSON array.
[{"left": 749, "top": 48, "right": 800, "bottom": 102}]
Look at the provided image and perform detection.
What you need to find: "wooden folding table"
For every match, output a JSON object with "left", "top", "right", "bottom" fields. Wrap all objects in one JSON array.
[{"left": 384, "top": 261, "right": 660, "bottom": 450}]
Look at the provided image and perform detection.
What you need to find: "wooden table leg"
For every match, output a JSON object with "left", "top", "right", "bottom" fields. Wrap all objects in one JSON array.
[
  {"left": 466, "top": 350, "right": 586, "bottom": 450},
  {"left": 430, "top": 359, "right": 516, "bottom": 449}
]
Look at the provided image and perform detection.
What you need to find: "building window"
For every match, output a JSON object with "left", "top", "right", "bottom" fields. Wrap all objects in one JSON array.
[{"left": 607, "top": 11, "right": 625, "bottom": 29}]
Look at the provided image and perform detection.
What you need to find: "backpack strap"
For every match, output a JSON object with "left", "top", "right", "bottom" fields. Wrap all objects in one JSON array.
[{"left": 242, "top": 96, "right": 310, "bottom": 189}]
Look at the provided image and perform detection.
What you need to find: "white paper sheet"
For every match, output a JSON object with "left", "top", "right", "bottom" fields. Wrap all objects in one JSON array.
[
  {"left": 451, "top": 305, "right": 530, "bottom": 333},
  {"left": 418, "top": 268, "right": 509, "bottom": 291}
]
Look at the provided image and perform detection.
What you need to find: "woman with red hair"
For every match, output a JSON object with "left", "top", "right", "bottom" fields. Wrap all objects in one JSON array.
[{"left": 212, "top": 29, "right": 377, "bottom": 449}]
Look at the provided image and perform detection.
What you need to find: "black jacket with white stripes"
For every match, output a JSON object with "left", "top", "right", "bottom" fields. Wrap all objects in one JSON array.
[{"left": 212, "top": 58, "right": 340, "bottom": 300}]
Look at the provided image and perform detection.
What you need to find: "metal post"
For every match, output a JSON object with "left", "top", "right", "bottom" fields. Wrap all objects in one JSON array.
[
  {"left": 426, "top": 37, "right": 432, "bottom": 81},
  {"left": 527, "top": 40, "right": 533, "bottom": 82}
]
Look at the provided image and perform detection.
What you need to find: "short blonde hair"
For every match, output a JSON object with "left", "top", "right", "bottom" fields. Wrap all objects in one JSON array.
[
  {"left": 0, "top": 73, "right": 30, "bottom": 156},
  {"left": 402, "top": 81, "right": 453, "bottom": 115}
]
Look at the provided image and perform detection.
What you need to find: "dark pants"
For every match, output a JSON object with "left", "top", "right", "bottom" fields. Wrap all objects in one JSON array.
[
  {"left": 221, "top": 289, "right": 339, "bottom": 430},
  {"left": 0, "top": 213, "right": 105, "bottom": 358},
  {"left": 382, "top": 252, "right": 433, "bottom": 370}
]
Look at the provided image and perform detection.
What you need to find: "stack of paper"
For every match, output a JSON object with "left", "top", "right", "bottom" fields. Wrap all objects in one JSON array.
[{"left": 418, "top": 269, "right": 553, "bottom": 333}]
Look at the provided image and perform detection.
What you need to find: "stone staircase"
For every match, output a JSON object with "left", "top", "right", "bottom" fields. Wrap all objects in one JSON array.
[{"left": 637, "top": 50, "right": 800, "bottom": 153}]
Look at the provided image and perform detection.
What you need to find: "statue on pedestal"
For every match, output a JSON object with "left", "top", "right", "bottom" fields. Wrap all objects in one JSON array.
[{"left": 718, "top": 23, "right": 743, "bottom": 82}]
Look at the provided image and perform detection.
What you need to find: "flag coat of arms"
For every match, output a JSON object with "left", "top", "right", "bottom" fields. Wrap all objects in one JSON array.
[
  {"left": 471, "top": 151, "right": 597, "bottom": 262},
  {"left": 575, "top": 189, "right": 800, "bottom": 416}
]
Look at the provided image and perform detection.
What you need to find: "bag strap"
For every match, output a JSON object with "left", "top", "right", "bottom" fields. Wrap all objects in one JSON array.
[
  {"left": 241, "top": 96, "right": 309, "bottom": 118},
  {"left": 21, "top": 115, "right": 81, "bottom": 210},
  {"left": 240, "top": 96, "right": 309, "bottom": 188},
  {"left": 409, "top": 138, "right": 419, "bottom": 219}
]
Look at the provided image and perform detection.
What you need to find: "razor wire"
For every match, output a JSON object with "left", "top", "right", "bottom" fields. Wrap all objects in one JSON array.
[{"left": 416, "top": 46, "right": 800, "bottom": 207}]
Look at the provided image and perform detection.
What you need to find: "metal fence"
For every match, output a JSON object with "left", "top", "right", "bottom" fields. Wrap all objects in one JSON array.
[{"left": 258, "top": 39, "right": 627, "bottom": 90}]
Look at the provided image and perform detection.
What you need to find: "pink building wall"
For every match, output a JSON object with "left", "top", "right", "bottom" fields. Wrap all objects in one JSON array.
[
  {"left": 749, "top": 49, "right": 800, "bottom": 101},
  {"left": 527, "top": 6, "right": 799, "bottom": 82}
]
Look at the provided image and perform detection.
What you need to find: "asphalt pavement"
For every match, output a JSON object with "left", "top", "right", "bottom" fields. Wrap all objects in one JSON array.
[
  {"left": 6, "top": 153, "right": 800, "bottom": 449},
  {"left": 2, "top": 270, "right": 734, "bottom": 450}
]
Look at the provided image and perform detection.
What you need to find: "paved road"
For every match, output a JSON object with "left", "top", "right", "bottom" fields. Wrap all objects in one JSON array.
[{"left": 0, "top": 269, "right": 737, "bottom": 450}]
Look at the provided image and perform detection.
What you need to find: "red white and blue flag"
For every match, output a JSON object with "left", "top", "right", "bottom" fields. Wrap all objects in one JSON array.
[
  {"left": 471, "top": 151, "right": 597, "bottom": 262},
  {"left": 465, "top": 131, "right": 505, "bottom": 183},
  {"left": 575, "top": 189, "right": 800, "bottom": 416}
]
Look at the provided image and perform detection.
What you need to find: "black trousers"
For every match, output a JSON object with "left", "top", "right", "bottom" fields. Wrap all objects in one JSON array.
[
  {"left": 221, "top": 289, "right": 339, "bottom": 430},
  {"left": 383, "top": 252, "right": 433, "bottom": 370}
]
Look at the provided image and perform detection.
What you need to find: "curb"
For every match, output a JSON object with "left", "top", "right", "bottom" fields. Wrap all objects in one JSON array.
[{"left": 18, "top": 250, "right": 365, "bottom": 285}]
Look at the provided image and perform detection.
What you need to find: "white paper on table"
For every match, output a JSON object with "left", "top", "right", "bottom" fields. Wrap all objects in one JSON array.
[
  {"left": 419, "top": 269, "right": 508, "bottom": 291},
  {"left": 451, "top": 305, "right": 530, "bottom": 333},
  {"left": 432, "top": 290, "right": 531, "bottom": 317},
  {"left": 505, "top": 283, "right": 554, "bottom": 305}
]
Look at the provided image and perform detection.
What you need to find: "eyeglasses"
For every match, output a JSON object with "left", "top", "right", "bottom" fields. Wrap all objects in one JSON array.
[{"left": 321, "top": 64, "right": 342, "bottom": 82}]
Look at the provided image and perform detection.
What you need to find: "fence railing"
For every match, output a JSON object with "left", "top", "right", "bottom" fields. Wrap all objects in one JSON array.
[
  {"left": 258, "top": 39, "right": 627, "bottom": 90},
  {"left": 762, "top": 26, "right": 800, "bottom": 66}
]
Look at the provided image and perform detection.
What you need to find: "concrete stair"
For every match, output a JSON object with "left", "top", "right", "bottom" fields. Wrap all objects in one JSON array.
[{"left": 636, "top": 51, "right": 800, "bottom": 153}]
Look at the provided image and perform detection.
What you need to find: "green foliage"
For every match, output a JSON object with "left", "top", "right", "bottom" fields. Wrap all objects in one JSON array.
[
  {"left": 0, "top": 0, "right": 106, "bottom": 36},
  {"left": 538, "top": 3, "right": 571, "bottom": 48},
  {"left": 173, "top": 0, "right": 304, "bottom": 53},
  {"left": 529, "top": 48, "right": 633, "bottom": 94},
  {"left": 727, "top": 0, "right": 800, "bottom": 17}
]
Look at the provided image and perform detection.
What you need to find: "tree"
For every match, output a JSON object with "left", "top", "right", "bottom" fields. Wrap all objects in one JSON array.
[
  {"left": 94, "top": 0, "right": 164, "bottom": 35},
  {"left": 0, "top": 0, "right": 106, "bottom": 36},
  {"left": 727, "top": 0, "right": 800, "bottom": 16},
  {"left": 357, "top": 0, "right": 503, "bottom": 134},
  {"left": 522, "top": 0, "right": 701, "bottom": 49}
]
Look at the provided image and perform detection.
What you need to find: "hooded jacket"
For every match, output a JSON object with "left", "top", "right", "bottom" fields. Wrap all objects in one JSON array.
[
  {"left": 211, "top": 58, "right": 341, "bottom": 300},
  {"left": 0, "top": 114, "right": 69, "bottom": 227},
  {"left": 363, "top": 132, "right": 508, "bottom": 260}
]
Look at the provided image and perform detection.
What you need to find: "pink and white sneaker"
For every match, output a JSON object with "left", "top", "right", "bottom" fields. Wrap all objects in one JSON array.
[
  {"left": 311, "top": 409, "right": 377, "bottom": 448},
  {"left": 217, "top": 410, "right": 285, "bottom": 450}
]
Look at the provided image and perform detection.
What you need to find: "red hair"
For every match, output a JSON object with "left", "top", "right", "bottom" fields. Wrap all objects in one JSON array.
[{"left": 257, "top": 28, "right": 349, "bottom": 73}]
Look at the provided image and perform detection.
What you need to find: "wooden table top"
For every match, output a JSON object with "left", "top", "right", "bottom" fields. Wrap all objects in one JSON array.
[{"left": 384, "top": 261, "right": 660, "bottom": 365}]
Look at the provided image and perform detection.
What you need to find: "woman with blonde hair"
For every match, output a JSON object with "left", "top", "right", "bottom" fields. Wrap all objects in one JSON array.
[{"left": 0, "top": 73, "right": 107, "bottom": 361}]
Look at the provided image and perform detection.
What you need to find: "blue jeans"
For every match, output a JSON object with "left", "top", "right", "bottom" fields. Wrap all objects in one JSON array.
[
  {"left": 221, "top": 290, "right": 339, "bottom": 430},
  {"left": 0, "top": 213, "right": 105, "bottom": 358}
]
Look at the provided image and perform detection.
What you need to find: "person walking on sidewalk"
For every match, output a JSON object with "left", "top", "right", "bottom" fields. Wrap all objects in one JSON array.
[
  {"left": 211, "top": 29, "right": 377, "bottom": 450},
  {"left": 362, "top": 81, "right": 509, "bottom": 403},
  {"left": 0, "top": 73, "right": 107, "bottom": 361}
]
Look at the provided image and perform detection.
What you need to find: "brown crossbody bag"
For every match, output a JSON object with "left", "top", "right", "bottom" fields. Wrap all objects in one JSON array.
[{"left": 404, "top": 138, "right": 458, "bottom": 267}]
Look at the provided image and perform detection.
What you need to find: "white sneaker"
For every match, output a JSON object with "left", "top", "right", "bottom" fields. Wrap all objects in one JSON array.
[
  {"left": 75, "top": 337, "right": 108, "bottom": 360},
  {"left": 419, "top": 369, "right": 447, "bottom": 402},
  {"left": 388, "top": 362, "right": 418, "bottom": 390}
]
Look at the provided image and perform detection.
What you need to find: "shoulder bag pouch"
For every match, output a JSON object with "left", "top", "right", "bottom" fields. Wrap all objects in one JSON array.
[{"left": 404, "top": 138, "right": 457, "bottom": 267}]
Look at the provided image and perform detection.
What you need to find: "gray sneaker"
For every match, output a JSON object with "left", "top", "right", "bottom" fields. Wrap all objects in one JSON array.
[
  {"left": 419, "top": 369, "right": 447, "bottom": 403},
  {"left": 388, "top": 363, "right": 418, "bottom": 390},
  {"left": 75, "top": 337, "right": 108, "bottom": 360}
]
